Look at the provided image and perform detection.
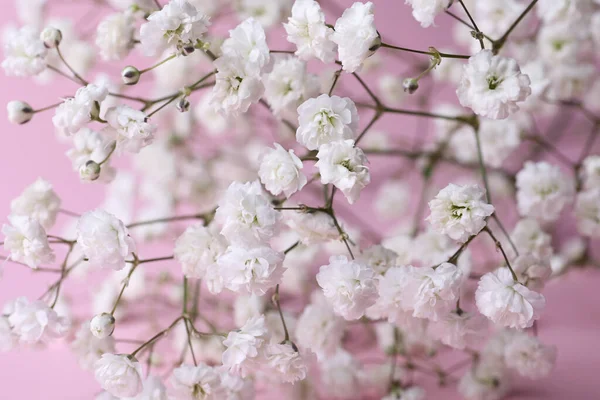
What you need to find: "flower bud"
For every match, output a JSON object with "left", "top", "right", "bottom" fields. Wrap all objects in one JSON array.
[
  {"left": 181, "top": 45, "right": 195, "bottom": 56},
  {"left": 122, "top": 66, "right": 140, "bottom": 85},
  {"left": 176, "top": 97, "right": 190, "bottom": 113},
  {"left": 90, "top": 313, "right": 115, "bottom": 339},
  {"left": 403, "top": 78, "right": 419, "bottom": 94},
  {"left": 80, "top": 160, "right": 101, "bottom": 181},
  {"left": 7, "top": 101, "right": 34, "bottom": 125},
  {"left": 40, "top": 27, "right": 62, "bottom": 48}
]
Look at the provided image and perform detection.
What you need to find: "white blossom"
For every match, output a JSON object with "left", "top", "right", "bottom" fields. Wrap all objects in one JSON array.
[
  {"left": 359, "top": 244, "right": 398, "bottom": 275},
  {"left": 284, "top": 210, "right": 339, "bottom": 244},
  {"left": 512, "top": 254, "right": 552, "bottom": 291},
  {"left": 94, "top": 354, "right": 144, "bottom": 398},
  {"left": 53, "top": 84, "right": 108, "bottom": 136},
  {"left": 475, "top": 268, "right": 545, "bottom": 329},
  {"left": 405, "top": 0, "right": 451, "bottom": 28},
  {"left": 316, "top": 139, "right": 370, "bottom": 204},
  {"left": 427, "top": 183, "right": 494, "bottom": 243},
  {"left": 2, "top": 26, "right": 47, "bottom": 77},
  {"left": 374, "top": 179, "right": 410, "bottom": 219},
  {"left": 174, "top": 223, "right": 228, "bottom": 280},
  {"left": 510, "top": 219, "right": 553, "bottom": 261},
  {"left": 221, "top": 17, "right": 270, "bottom": 75},
  {"left": 222, "top": 315, "right": 268, "bottom": 376},
  {"left": 2, "top": 215, "right": 55, "bottom": 268},
  {"left": 263, "top": 342, "right": 307, "bottom": 383},
  {"left": 104, "top": 105, "right": 156, "bottom": 154},
  {"left": 6, "top": 100, "right": 34, "bottom": 124},
  {"left": 90, "top": 313, "right": 116, "bottom": 339},
  {"left": 258, "top": 143, "right": 307, "bottom": 197},
  {"left": 10, "top": 178, "right": 60, "bottom": 230},
  {"left": 320, "top": 349, "right": 361, "bottom": 398},
  {"left": 331, "top": 2, "right": 380, "bottom": 73},
  {"left": 283, "top": 0, "right": 336, "bottom": 62},
  {"left": 458, "top": 360, "right": 510, "bottom": 400},
  {"left": 71, "top": 321, "right": 116, "bottom": 370},
  {"left": 77, "top": 209, "right": 136, "bottom": 271},
  {"left": 169, "top": 363, "right": 224, "bottom": 399},
  {"left": 234, "top": 0, "right": 292, "bottom": 28},
  {"left": 7, "top": 296, "right": 69, "bottom": 344},
  {"left": 295, "top": 292, "right": 346, "bottom": 356},
  {"left": 503, "top": 333, "right": 556, "bottom": 379},
  {"left": 428, "top": 310, "right": 487, "bottom": 350},
  {"left": 457, "top": 50, "right": 531, "bottom": 120},
  {"left": 66, "top": 128, "right": 116, "bottom": 182},
  {"left": 0, "top": 316, "right": 17, "bottom": 352},
  {"left": 133, "top": 376, "right": 168, "bottom": 400},
  {"left": 96, "top": 12, "right": 135, "bottom": 61},
  {"left": 581, "top": 155, "right": 600, "bottom": 190}
]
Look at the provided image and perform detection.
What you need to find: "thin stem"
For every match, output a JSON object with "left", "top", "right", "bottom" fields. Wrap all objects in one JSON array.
[
  {"left": 355, "top": 111, "right": 382, "bottom": 144},
  {"left": 47, "top": 65, "right": 81, "bottom": 85},
  {"left": 328, "top": 67, "right": 343, "bottom": 96},
  {"left": 284, "top": 241, "right": 301, "bottom": 255},
  {"left": 483, "top": 226, "right": 519, "bottom": 282},
  {"left": 380, "top": 43, "right": 471, "bottom": 59},
  {"left": 140, "top": 54, "right": 176, "bottom": 74},
  {"left": 136, "top": 255, "right": 174, "bottom": 264},
  {"left": 50, "top": 243, "right": 75, "bottom": 308},
  {"left": 184, "top": 319, "right": 198, "bottom": 366},
  {"left": 382, "top": 106, "right": 471, "bottom": 122},
  {"left": 352, "top": 72, "right": 382, "bottom": 106},
  {"left": 33, "top": 102, "right": 62, "bottom": 114},
  {"left": 524, "top": 135, "right": 575, "bottom": 167},
  {"left": 130, "top": 317, "right": 184, "bottom": 357},
  {"left": 147, "top": 95, "right": 179, "bottom": 118},
  {"left": 457, "top": 0, "right": 485, "bottom": 49},
  {"left": 273, "top": 284, "right": 290, "bottom": 341},
  {"left": 127, "top": 213, "right": 204, "bottom": 229},
  {"left": 328, "top": 209, "right": 355, "bottom": 259},
  {"left": 492, "top": 0, "right": 538, "bottom": 53},
  {"left": 110, "top": 262, "right": 138, "bottom": 315},
  {"left": 473, "top": 125, "right": 492, "bottom": 204},
  {"left": 56, "top": 46, "right": 89, "bottom": 85},
  {"left": 59, "top": 208, "right": 81, "bottom": 218},
  {"left": 491, "top": 214, "right": 519, "bottom": 257}
]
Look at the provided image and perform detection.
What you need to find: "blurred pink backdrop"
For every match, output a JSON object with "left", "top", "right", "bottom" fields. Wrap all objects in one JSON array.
[{"left": 0, "top": 0, "right": 599, "bottom": 398}]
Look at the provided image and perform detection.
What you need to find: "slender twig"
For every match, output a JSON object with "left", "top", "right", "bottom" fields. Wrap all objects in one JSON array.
[
  {"left": 380, "top": 43, "right": 471, "bottom": 59},
  {"left": 457, "top": 0, "right": 485, "bottom": 49},
  {"left": 483, "top": 226, "right": 519, "bottom": 281},
  {"left": 56, "top": 46, "right": 89, "bottom": 85},
  {"left": 492, "top": 0, "right": 538, "bottom": 53}
]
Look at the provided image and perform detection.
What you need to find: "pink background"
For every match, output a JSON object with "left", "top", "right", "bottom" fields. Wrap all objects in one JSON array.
[{"left": 0, "top": 0, "right": 599, "bottom": 398}]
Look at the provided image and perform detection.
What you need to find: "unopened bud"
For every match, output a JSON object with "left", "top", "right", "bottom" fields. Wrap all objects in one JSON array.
[
  {"left": 122, "top": 66, "right": 140, "bottom": 85},
  {"left": 181, "top": 45, "right": 195, "bottom": 56},
  {"left": 40, "top": 27, "right": 62, "bottom": 48},
  {"left": 90, "top": 313, "right": 115, "bottom": 339},
  {"left": 7, "top": 101, "right": 34, "bottom": 125},
  {"left": 79, "top": 160, "right": 101, "bottom": 181},
  {"left": 176, "top": 97, "right": 190, "bottom": 113},
  {"left": 403, "top": 78, "right": 419, "bottom": 94}
]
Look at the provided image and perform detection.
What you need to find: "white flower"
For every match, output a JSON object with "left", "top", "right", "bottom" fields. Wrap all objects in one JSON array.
[
  {"left": 296, "top": 94, "right": 359, "bottom": 150},
  {"left": 222, "top": 315, "right": 268, "bottom": 376},
  {"left": 67, "top": 128, "right": 116, "bottom": 182},
  {"left": 94, "top": 354, "right": 144, "bottom": 398},
  {"left": 263, "top": 56, "right": 319, "bottom": 116},
  {"left": 516, "top": 161, "right": 574, "bottom": 222},
  {"left": 575, "top": 189, "right": 600, "bottom": 237},
  {"left": 104, "top": 105, "right": 156, "bottom": 154},
  {"left": 316, "top": 255, "right": 377, "bottom": 320},
  {"left": 1, "top": 26, "right": 47, "bottom": 77},
  {"left": 133, "top": 376, "right": 168, "bottom": 400},
  {"left": 475, "top": 0, "right": 527, "bottom": 38},
  {"left": 295, "top": 292, "right": 346, "bottom": 356},
  {"left": 359, "top": 244, "right": 398, "bottom": 275},
  {"left": 222, "top": 17, "right": 270, "bottom": 75},
  {"left": 263, "top": 342, "right": 307, "bottom": 383},
  {"left": 53, "top": 84, "right": 108, "bottom": 136},
  {"left": 538, "top": 20, "right": 589, "bottom": 64},
  {"left": 219, "top": 371, "right": 255, "bottom": 400},
  {"left": 234, "top": 0, "right": 292, "bottom": 28},
  {"left": 90, "top": 313, "right": 116, "bottom": 339},
  {"left": 536, "top": 0, "right": 591, "bottom": 23},
  {"left": 511, "top": 219, "right": 553, "bottom": 261},
  {"left": 6, "top": 100, "right": 34, "bottom": 124},
  {"left": 174, "top": 223, "right": 228, "bottom": 280},
  {"left": 285, "top": 210, "right": 339, "bottom": 244},
  {"left": 547, "top": 63, "right": 595, "bottom": 101},
  {"left": 71, "top": 321, "right": 116, "bottom": 370},
  {"left": 0, "top": 316, "right": 17, "bottom": 352},
  {"left": 2, "top": 215, "right": 55, "bottom": 268},
  {"left": 512, "top": 254, "right": 552, "bottom": 291},
  {"left": 457, "top": 50, "right": 531, "bottom": 120},
  {"left": 283, "top": 0, "right": 336, "bottom": 62},
  {"left": 139, "top": 0, "right": 211, "bottom": 56},
  {"left": 169, "top": 363, "right": 224, "bottom": 399},
  {"left": 331, "top": 2, "right": 380, "bottom": 73},
  {"left": 428, "top": 310, "right": 487, "bottom": 350},
  {"left": 427, "top": 183, "right": 494, "bottom": 243},
  {"left": 210, "top": 55, "right": 264, "bottom": 117},
  {"left": 217, "top": 244, "right": 284, "bottom": 295},
  {"left": 258, "top": 143, "right": 307, "bottom": 197},
  {"left": 10, "top": 178, "right": 60, "bottom": 230},
  {"left": 77, "top": 209, "right": 136, "bottom": 271},
  {"left": 96, "top": 12, "right": 135, "bottom": 61},
  {"left": 316, "top": 139, "right": 371, "bottom": 204},
  {"left": 215, "top": 180, "right": 280, "bottom": 246},
  {"left": 477, "top": 118, "right": 523, "bottom": 168},
  {"left": 321, "top": 349, "right": 361, "bottom": 398},
  {"left": 503, "top": 333, "right": 556, "bottom": 379},
  {"left": 6, "top": 296, "right": 69, "bottom": 344},
  {"left": 475, "top": 268, "right": 545, "bottom": 329},
  {"left": 458, "top": 360, "right": 510, "bottom": 400},
  {"left": 405, "top": 0, "right": 451, "bottom": 27}
]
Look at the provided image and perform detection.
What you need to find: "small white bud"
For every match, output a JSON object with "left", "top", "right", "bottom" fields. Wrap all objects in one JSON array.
[
  {"left": 121, "top": 66, "right": 140, "bottom": 85},
  {"left": 403, "top": 78, "right": 419, "bottom": 94},
  {"left": 40, "top": 27, "right": 62, "bottom": 48},
  {"left": 90, "top": 313, "right": 116, "bottom": 339},
  {"left": 7, "top": 101, "right": 34, "bottom": 125},
  {"left": 79, "top": 160, "right": 101, "bottom": 181},
  {"left": 176, "top": 97, "right": 190, "bottom": 113}
]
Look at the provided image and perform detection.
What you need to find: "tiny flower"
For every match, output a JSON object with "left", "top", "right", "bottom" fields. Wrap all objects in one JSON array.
[
  {"left": 53, "top": 84, "right": 108, "bottom": 136},
  {"left": 10, "top": 178, "right": 61, "bottom": 230},
  {"left": 316, "top": 255, "right": 378, "bottom": 320},
  {"left": 458, "top": 359, "right": 510, "bottom": 400},
  {"left": 80, "top": 160, "right": 102, "bottom": 181},
  {"left": 121, "top": 66, "right": 140, "bottom": 85},
  {"left": 331, "top": 2, "right": 380, "bottom": 73},
  {"left": 40, "top": 26, "right": 62, "bottom": 48},
  {"left": 90, "top": 313, "right": 116, "bottom": 339},
  {"left": 405, "top": 0, "right": 451, "bottom": 27},
  {"left": 76, "top": 209, "right": 136, "bottom": 271},
  {"left": 96, "top": 12, "right": 136, "bottom": 61},
  {"left": 283, "top": 0, "right": 337, "bottom": 63},
  {"left": 511, "top": 219, "right": 553, "bottom": 261},
  {"left": 174, "top": 223, "right": 228, "bottom": 280},
  {"left": 428, "top": 310, "right": 487, "bottom": 350},
  {"left": 67, "top": 128, "right": 116, "bottom": 182},
  {"left": 427, "top": 183, "right": 494, "bottom": 243},
  {"left": 580, "top": 155, "right": 600, "bottom": 190},
  {"left": 475, "top": 268, "right": 545, "bottom": 329},
  {"left": 2, "top": 215, "right": 55, "bottom": 268},
  {"left": 512, "top": 254, "right": 551, "bottom": 291},
  {"left": 7, "top": 100, "right": 34, "bottom": 124},
  {"left": 221, "top": 17, "right": 270, "bottom": 75},
  {"left": 285, "top": 209, "right": 340, "bottom": 244},
  {"left": 104, "top": 105, "right": 156, "bottom": 154},
  {"left": 403, "top": 78, "right": 419, "bottom": 94},
  {"left": 2, "top": 26, "right": 48, "bottom": 77},
  {"left": 258, "top": 143, "right": 307, "bottom": 198},
  {"left": 503, "top": 333, "right": 556, "bottom": 379},
  {"left": 7, "top": 296, "right": 69, "bottom": 344},
  {"left": 94, "top": 354, "right": 144, "bottom": 398},
  {"left": 296, "top": 94, "right": 359, "bottom": 150},
  {"left": 169, "top": 363, "right": 224, "bottom": 399},
  {"left": 295, "top": 292, "right": 346, "bottom": 356},
  {"left": 457, "top": 50, "right": 531, "bottom": 120},
  {"left": 315, "top": 139, "right": 371, "bottom": 204},
  {"left": 263, "top": 342, "right": 307, "bottom": 383},
  {"left": 222, "top": 315, "right": 268, "bottom": 376}
]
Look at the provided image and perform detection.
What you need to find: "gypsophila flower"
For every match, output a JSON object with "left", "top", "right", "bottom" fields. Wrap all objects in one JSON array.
[
  {"left": 263, "top": 342, "right": 307, "bottom": 383},
  {"left": 219, "top": 371, "right": 255, "bottom": 400},
  {"left": 331, "top": 2, "right": 380, "bottom": 73},
  {"left": 96, "top": 12, "right": 136, "bottom": 61},
  {"left": 169, "top": 363, "right": 224, "bottom": 399},
  {"left": 2, "top": 215, "right": 55, "bottom": 268},
  {"left": 580, "top": 155, "right": 600, "bottom": 189},
  {"left": 215, "top": 180, "right": 280, "bottom": 246},
  {"left": 7, "top": 100, "right": 34, "bottom": 124},
  {"left": 10, "top": 178, "right": 60, "bottom": 230},
  {"left": 358, "top": 244, "right": 398, "bottom": 275},
  {"left": 2, "top": 26, "right": 47, "bottom": 77},
  {"left": 457, "top": 50, "right": 531, "bottom": 120},
  {"left": 511, "top": 219, "right": 553, "bottom": 261},
  {"left": 134, "top": 376, "right": 168, "bottom": 400},
  {"left": 427, "top": 183, "right": 494, "bottom": 243},
  {"left": 320, "top": 349, "right": 361, "bottom": 398},
  {"left": 316, "top": 255, "right": 377, "bottom": 320},
  {"left": 295, "top": 291, "right": 346, "bottom": 356},
  {"left": 234, "top": 0, "right": 292, "bottom": 28},
  {"left": 258, "top": 143, "right": 307, "bottom": 197},
  {"left": 104, "top": 105, "right": 156, "bottom": 154},
  {"left": 503, "top": 332, "right": 556, "bottom": 379},
  {"left": 222, "top": 315, "right": 268, "bottom": 376},
  {"left": 536, "top": 0, "right": 591, "bottom": 23},
  {"left": 382, "top": 386, "right": 426, "bottom": 400},
  {"left": 94, "top": 354, "right": 144, "bottom": 398},
  {"left": 174, "top": 223, "right": 228, "bottom": 280},
  {"left": 405, "top": 0, "right": 451, "bottom": 28},
  {"left": 139, "top": 0, "right": 211, "bottom": 56},
  {"left": 516, "top": 161, "right": 574, "bottom": 222},
  {"left": 71, "top": 321, "right": 116, "bottom": 370},
  {"left": 476, "top": 268, "right": 545, "bottom": 329},
  {"left": 77, "top": 209, "right": 136, "bottom": 271},
  {"left": 513, "top": 254, "right": 552, "bottom": 291},
  {"left": 575, "top": 189, "right": 600, "bottom": 237},
  {"left": 7, "top": 296, "right": 69, "bottom": 344},
  {"left": 428, "top": 310, "right": 487, "bottom": 350},
  {"left": 458, "top": 359, "right": 510, "bottom": 400},
  {"left": 316, "top": 139, "right": 370, "bottom": 204},
  {"left": 66, "top": 128, "right": 116, "bottom": 182},
  {"left": 53, "top": 84, "right": 108, "bottom": 136},
  {"left": 222, "top": 17, "right": 270, "bottom": 75},
  {"left": 90, "top": 313, "right": 115, "bottom": 339},
  {"left": 284, "top": 210, "right": 339, "bottom": 244},
  {"left": 283, "top": 0, "right": 337, "bottom": 62}
]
